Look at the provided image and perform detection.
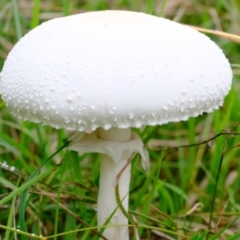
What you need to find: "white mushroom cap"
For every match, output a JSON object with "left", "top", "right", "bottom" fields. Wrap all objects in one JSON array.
[{"left": 0, "top": 10, "right": 232, "bottom": 131}]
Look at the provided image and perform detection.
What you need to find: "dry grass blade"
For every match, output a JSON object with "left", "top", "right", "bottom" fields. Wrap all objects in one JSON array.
[
  {"left": 187, "top": 25, "right": 240, "bottom": 43},
  {"left": 38, "top": 188, "right": 108, "bottom": 240}
]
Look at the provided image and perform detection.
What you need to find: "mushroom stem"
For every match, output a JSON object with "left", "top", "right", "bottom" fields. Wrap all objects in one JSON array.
[{"left": 98, "top": 127, "right": 131, "bottom": 240}]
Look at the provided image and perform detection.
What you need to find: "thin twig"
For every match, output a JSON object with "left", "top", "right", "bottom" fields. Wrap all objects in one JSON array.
[
  {"left": 207, "top": 139, "right": 226, "bottom": 238},
  {"left": 162, "top": 130, "right": 240, "bottom": 160}
]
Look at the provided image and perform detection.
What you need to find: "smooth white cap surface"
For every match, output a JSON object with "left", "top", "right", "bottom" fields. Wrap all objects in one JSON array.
[{"left": 0, "top": 11, "right": 232, "bottom": 131}]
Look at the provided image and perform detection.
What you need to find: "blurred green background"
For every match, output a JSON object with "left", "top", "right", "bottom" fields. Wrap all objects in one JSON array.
[{"left": 0, "top": 0, "right": 240, "bottom": 239}]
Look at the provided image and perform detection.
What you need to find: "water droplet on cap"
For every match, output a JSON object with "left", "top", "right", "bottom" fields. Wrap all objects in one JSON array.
[
  {"left": 129, "top": 113, "right": 134, "bottom": 119},
  {"left": 67, "top": 96, "right": 73, "bottom": 102}
]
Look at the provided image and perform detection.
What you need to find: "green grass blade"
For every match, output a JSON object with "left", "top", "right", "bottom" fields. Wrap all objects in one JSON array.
[
  {"left": 70, "top": 151, "right": 86, "bottom": 218},
  {"left": 0, "top": 169, "right": 52, "bottom": 207},
  {"left": 208, "top": 217, "right": 239, "bottom": 240},
  {"left": 30, "top": 0, "right": 40, "bottom": 29},
  {"left": 19, "top": 141, "right": 70, "bottom": 240},
  {"left": 228, "top": 232, "right": 240, "bottom": 240},
  {"left": 11, "top": 0, "right": 22, "bottom": 39},
  {"left": 158, "top": 0, "right": 168, "bottom": 17},
  {"left": 54, "top": 151, "right": 69, "bottom": 240},
  {"left": 190, "top": 230, "right": 209, "bottom": 240},
  {"left": 63, "top": 0, "right": 73, "bottom": 16}
]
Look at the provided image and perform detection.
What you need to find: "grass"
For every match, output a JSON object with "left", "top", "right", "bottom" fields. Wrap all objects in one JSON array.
[{"left": 0, "top": 0, "right": 240, "bottom": 239}]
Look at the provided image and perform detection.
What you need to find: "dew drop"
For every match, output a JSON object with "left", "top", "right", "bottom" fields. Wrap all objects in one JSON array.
[
  {"left": 129, "top": 113, "right": 134, "bottom": 119},
  {"left": 135, "top": 121, "right": 142, "bottom": 128},
  {"left": 103, "top": 123, "right": 112, "bottom": 130},
  {"left": 10, "top": 166, "right": 15, "bottom": 172},
  {"left": 64, "top": 117, "right": 70, "bottom": 123},
  {"left": 182, "top": 89, "right": 187, "bottom": 95},
  {"left": 67, "top": 96, "right": 73, "bottom": 102}
]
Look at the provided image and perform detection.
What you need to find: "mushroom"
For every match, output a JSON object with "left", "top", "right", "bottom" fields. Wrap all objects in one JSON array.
[{"left": 0, "top": 10, "right": 232, "bottom": 240}]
